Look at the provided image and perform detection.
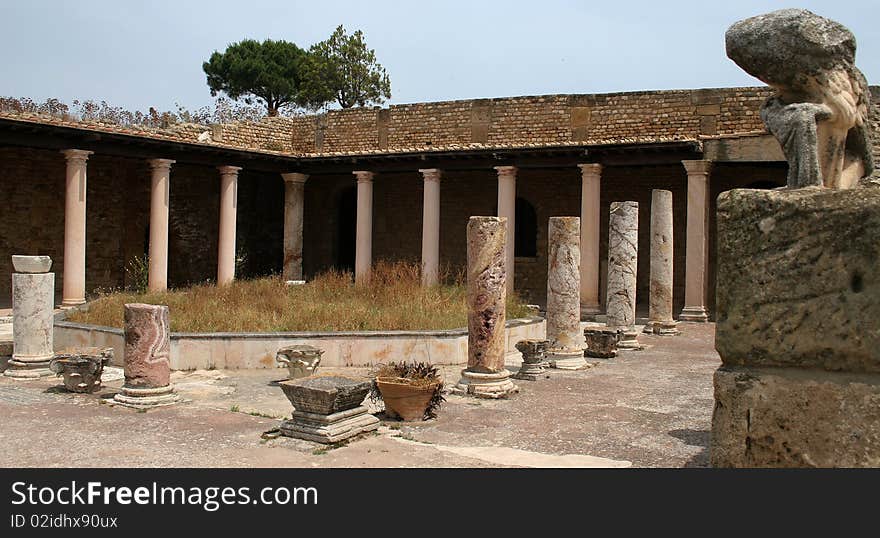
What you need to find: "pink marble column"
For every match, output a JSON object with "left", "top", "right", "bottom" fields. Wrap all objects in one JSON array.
[
  {"left": 680, "top": 160, "right": 712, "bottom": 322},
  {"left": 494, "top": 166, "right": 517, "bottom": 294},
  {"left": 61, "top": 149, "right": 93, "bottom": 306},
  {"left": 453, "top": 216, "right": 518, "bottom": 398},
  {"left": 419, "top": 168, "right": 441, "bottom": 286},
  {"left": 281, "top": 172, "right": 308, "bottom": 282},
  {"left": 217, "top": 165, "right": 241, "bottom": 285},
  {"left": 578, "top": 163, "right": 602, "bottom": 318},
  {"left": 113, "top": 303, "right": 179, "bottom": 408},
  {"left": 353, "top": 171, "right": 374, "bottom": 285},
  {"left": 148, "top": 159, "right": 174, "bottom": 292}
]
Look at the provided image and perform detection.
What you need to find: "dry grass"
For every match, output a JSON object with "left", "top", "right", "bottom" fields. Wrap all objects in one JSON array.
[{"left": 69, "top": 261, "right": 532, "bottom": 333}]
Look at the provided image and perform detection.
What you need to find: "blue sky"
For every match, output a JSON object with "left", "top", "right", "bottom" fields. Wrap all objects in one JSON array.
[{"left": 1, "top": 1, "right": 878, "bottom": 111}]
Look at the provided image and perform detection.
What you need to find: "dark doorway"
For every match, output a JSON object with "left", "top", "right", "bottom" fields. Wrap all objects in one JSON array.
[
  {"left": 515, "top": 197, "right": 537, "bottom": 258},
  {"left": 335, "top": 186, "right": 357, "bottom": 271}
]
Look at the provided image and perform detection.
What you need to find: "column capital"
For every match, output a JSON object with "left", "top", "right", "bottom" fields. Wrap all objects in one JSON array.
[
  {"left": 418, "top": 168, "right": 442, "bottom": 183},
  {"left": 61, "top": 149, "right": 94, "bottom": 164},
  {"left": 353, "top": 170, "right": 374, "bottom": 183},
  {"left": 682, "top": 159, "right": 712, "bottom": 177},
  {"left": 281, "top": 172, "right": 309, "bottom": 184},
  {"left": 494, "top": 165, "right": 517, "bottom": 178},
  {"left": 217, "top": 165, "right": 242, "bottom": 176},
  {"left": 148, "top": 158, "right": 175, "bottom": 172},
  {"left": 577, "top": 163, "right": 602, "bottom": 178}
]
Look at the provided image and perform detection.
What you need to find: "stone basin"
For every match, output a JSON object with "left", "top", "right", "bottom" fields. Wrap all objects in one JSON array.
[
  {"left": 12, "top": 255, "right": 52, "bottom": 273},
  {"left": 279, "top": 375, "right": 371, "bottom": 415}
]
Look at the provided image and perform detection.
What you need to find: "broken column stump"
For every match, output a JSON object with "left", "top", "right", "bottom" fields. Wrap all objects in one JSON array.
[
  {"left": 6, "top": 255, "right": 55, "bottom": 379},
  {"left": 113, "top": 303, "right": 180, "bottom": 409}
]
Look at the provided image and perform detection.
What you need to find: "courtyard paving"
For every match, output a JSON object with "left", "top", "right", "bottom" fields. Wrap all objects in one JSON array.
[{"left": 0, "top": 322, "right": 719, "bottom": 468}]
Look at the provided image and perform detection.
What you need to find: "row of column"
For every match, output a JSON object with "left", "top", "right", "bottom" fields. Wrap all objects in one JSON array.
[
  {"left": 59, "top": 150, "right": 244, "bottom": 306},
  {"left": 59, "top": 149, "right": 712, "bottom": 322}
]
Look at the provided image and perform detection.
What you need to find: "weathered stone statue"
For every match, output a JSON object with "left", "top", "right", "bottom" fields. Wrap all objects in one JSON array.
[{"left": 726, "top": 9, "right": 873, "bottom": 189}]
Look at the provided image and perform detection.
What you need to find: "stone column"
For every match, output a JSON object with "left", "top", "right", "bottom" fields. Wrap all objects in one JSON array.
[
  {"left": 495, "top": 166, "right": 517, "bottom": 294},
  {"left": 353, "top": 171, "right": 374, "bottom": 285},
  {"left": 61, "top": 149, "right": 93, "bottom": 306},
  {"left": 113, "top": 303, "right": 179, "bottom": 408},
  {"left": 546, "top": 217, "right": 587, "bottom": 369},
  {"left": 147, "top": 159, "right": 174, "bottom": 292},
  {"left": 578, "top": 163, "right": 602, "bottom": 318},
  {"left": 281, "top": 172, "right": 308, "bottom": 283},
  {"left": 5, "top": 256, "right": 54, "bottom": 378},
  {"left": 217, "top": 165, "right": 241, "bottom": 285},
  {"left": 680, "top": 160, "right": 712, "bottom": 322},
  {"left": 419, "top": 168, "right": 441, "bottom": 286},
  {"left": 605, "top": 201, "right": 640, "bottom": 349},
  {"left": 645, "top": 190, "right": 679, "bottom": 335},
  {"left": 453, "top": 217, "right": 518, "bottom": 398}
]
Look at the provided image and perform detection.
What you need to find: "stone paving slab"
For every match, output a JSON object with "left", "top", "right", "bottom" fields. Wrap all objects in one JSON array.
[{"left": 0, "top": 323, "right": 719, "bottom": 468}]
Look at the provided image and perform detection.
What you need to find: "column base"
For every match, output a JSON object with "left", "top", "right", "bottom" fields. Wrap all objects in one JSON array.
[
  {"left": 643, "top": 320, "right": 680, "bottom": 336},
  {"left": 616, "top": 327, "right": 643, "bottom": 350},
  {"left": 580, "top": 304, "right": 603, "bottom": 321},
  {"left": 679, "top": 306, "right": 709, "bottom": 322},
  {"left": 4, "top": 358, "right": 53, "bottom": 379},
  {"left": 549, "top": 349, "right": 589, "bottom": 370},
  {"left": 452, "top": 369, "right": 518, "bottom": 399},
  {"left": 281, "top": 405, "right": 379, "bottom": 444},
  {"left": 513, "top": 362, "right": 547, "bottom": 381},
  {"left": 113, "top": 385, "right": 180, "bottom": 409}
]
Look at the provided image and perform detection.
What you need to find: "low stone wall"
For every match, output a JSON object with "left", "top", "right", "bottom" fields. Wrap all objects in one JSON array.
[{"left": 54, "top": 316, "right": 545, "bottom": 370}]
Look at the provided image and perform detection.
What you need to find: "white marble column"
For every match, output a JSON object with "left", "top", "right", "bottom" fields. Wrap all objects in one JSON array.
[
  {"left": 645, "top": 189, "right": 679, "bottom": 335},
  {"left": 353, "top": 171, "right": 374, "bottom": 285},
  {"left": 495, "top": 166, "right": 517, "bottom": 294},
  {"left": 578, "top": 163, "right": 602, "bottom": 318},
  {"left": 6, "top": 256, "right": 54, "bottom": 378},
  {"left": 281, "top": 172, "right": 308, "bottom": 282},
  {"left": 546, "top": 217, "right": 587, "bottom": 370},
  {"left": 419, "top": 168, "right": 442, "bottom": 286},
  {"left": 680, "top": 160, "right": 712, "bottom": 322},
  {"left": 606, "top": 201, "right": 640, "bottom": 349},
  {"left": 148, "top": 159, "right": 174, "bottom": 292},
  {"left": 61, "top": 149, "right": 93, "bottom": 306},
  {"left": 217, "top": 165, "right": 241, "bottom": 285}
]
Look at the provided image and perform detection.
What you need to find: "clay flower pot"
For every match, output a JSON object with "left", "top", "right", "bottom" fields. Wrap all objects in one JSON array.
[
  {"left": 49, "top": 348, "right": 113, "bottom": 393},
  {"left": 375, "top": 377, "right": 441, "bottom": 421}
]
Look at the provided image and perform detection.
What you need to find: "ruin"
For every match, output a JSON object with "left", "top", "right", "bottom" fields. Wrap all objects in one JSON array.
[
  {"left": 545, "top": 217, "right": 587, "bottom": 369},
  {"left": 605, "top": 202, "right": 640, "bottom": 349},
  {"left": 6, "top": 255, "right": 54, "bottom": 378},
  {"left": 513, "top": 339, "right": 549, "bottom": 381},
  {"left": 452, "top": 216, "right": 518, "bottom": 398},
  {"left": 645, "top": 190, "right": 678, "bottom": 335}
]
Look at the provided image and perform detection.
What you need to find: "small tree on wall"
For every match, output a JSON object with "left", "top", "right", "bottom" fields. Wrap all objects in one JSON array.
[
  {"left": 303, "top": 25, "right": 392, "bottom": 109},
  {"left": 203, "top": 39, "right": 309, "bottom": 117}
]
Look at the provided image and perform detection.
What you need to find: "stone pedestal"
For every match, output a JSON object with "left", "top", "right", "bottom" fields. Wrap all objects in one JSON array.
[
  {"left": 546, "top": 217, "right": 587, "bottom": 369},
  {"left": 513, "top": 339, "right": 548, "bottom": 381},
  {"left": 711, "top": 186, "right": 880, "bottom": 467},
  {"left": 645, "top": 190, "right": 679, "bottom": 336},
  {"left": 605, "top": 202, "right": 641, "bottom": 349},
  {"left": 6, "top": 256, "right": 55, "bottom": 379},
  {"left": 453, "top": 217, "right": 518, "bottom": 398},
  {"left": 279, "top": 375, "right": 378, "bottom": 444},
  {"left": 113, "top": 303, "right": 179, "bottom": 408}
]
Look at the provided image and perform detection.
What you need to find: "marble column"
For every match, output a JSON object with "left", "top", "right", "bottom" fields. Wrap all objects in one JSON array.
[
  {"left": 61, "top": 149, "right": 93, "bottom": 307},
  {"left": 680, "top": 160, "right": 712, "bottom": 322},
  {"left": 217, "top": 165, "right": 241, "bottom": 285},
  {"left": 353, "top": 171, "right": 374, "bottom": 285},
  {"left": 495, "top": 166, "right": 516, "bottom": 294},
  {"left": 113, "top": 303, "right": 180, "bottom": 408},
  {"left": 546, "top": 217, "right": 587, "bottom": 370},
  {"left": 419, "top": 168, "right": 441, "bottom": 286},
  {"left": 645, "top": 189, "right": 679, "bottom": 335},
  {"left": 453, "top": 217, "right": 518, "bottom": 398},
  {"left": 606, "top": 201, "right": 641, "bottom": 349},
  {"left": 578, "top": 163, "right": 602, "bottom": 318},
  {"left": 281, "top": 172, "right": 308, "bottom": 283},
  {"left": 6, "top": 256, "right": 54, "bottom": 378},
  {"left": 148, "top": 159, "right": 174, "bottom": 292}
]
